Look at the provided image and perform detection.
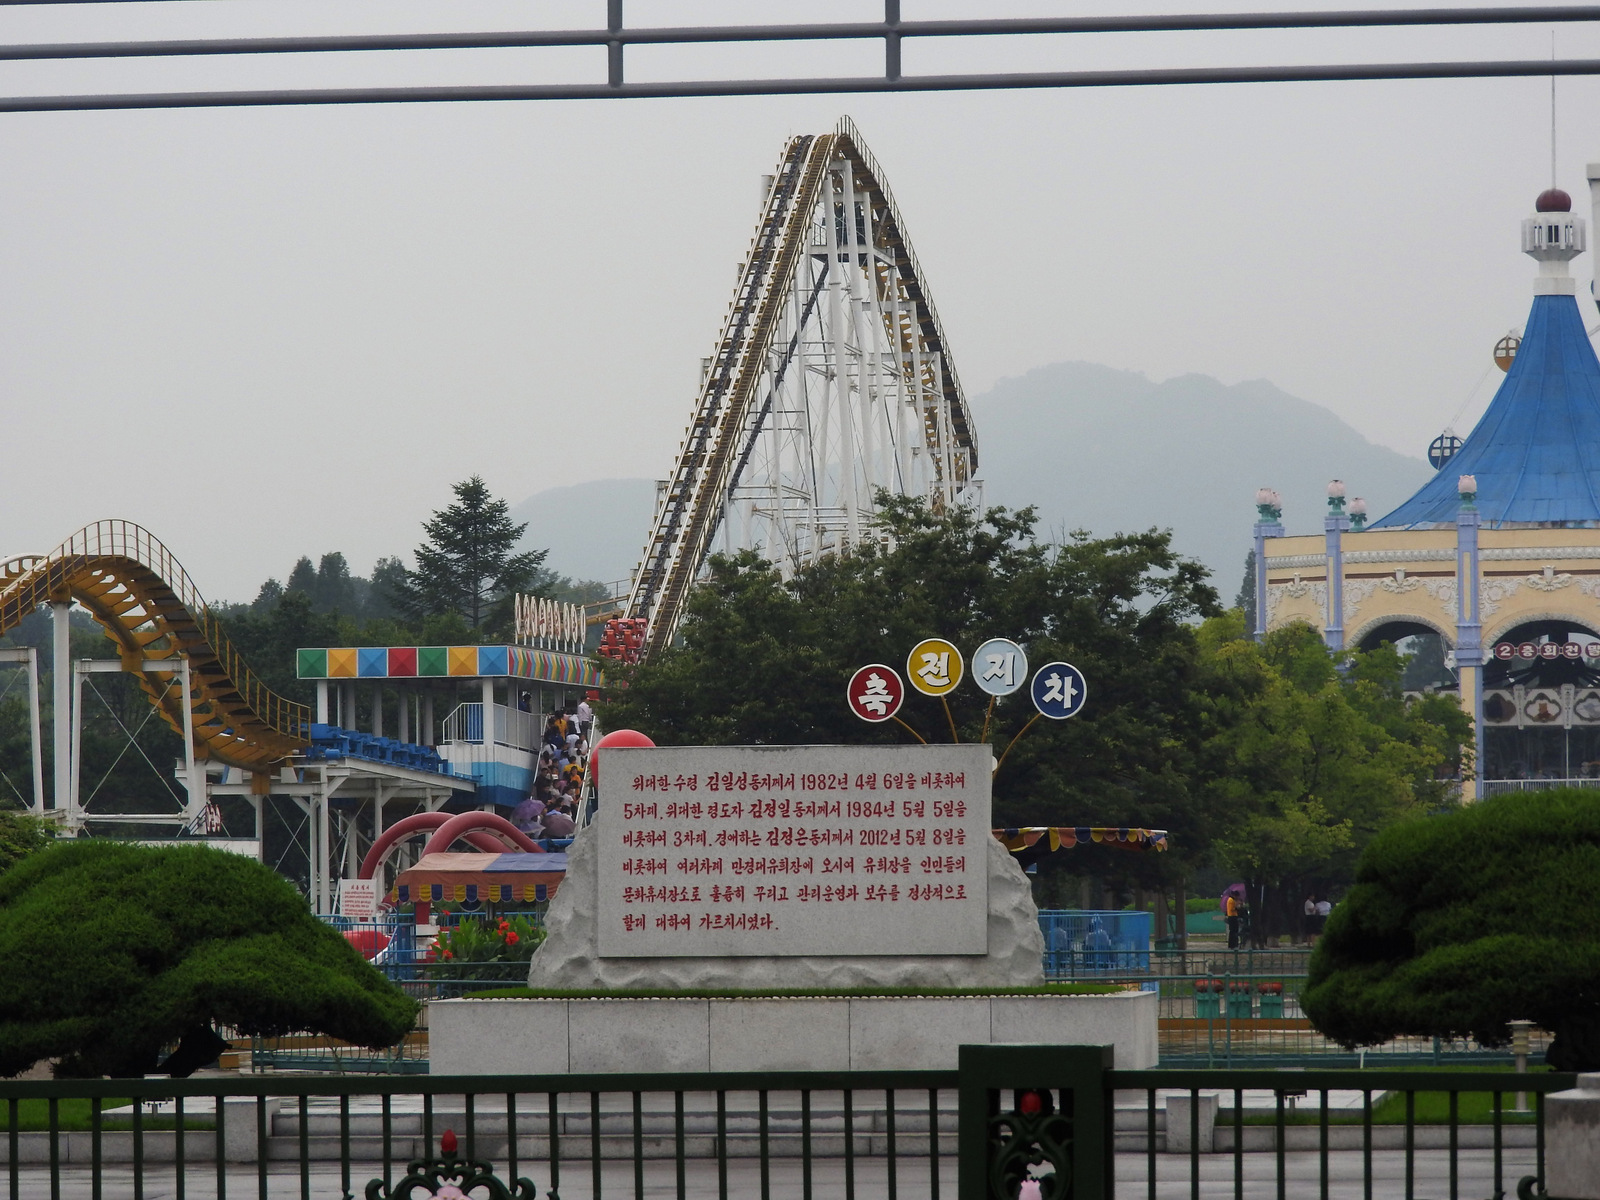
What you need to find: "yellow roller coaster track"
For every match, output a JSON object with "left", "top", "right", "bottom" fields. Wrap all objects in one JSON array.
[{"left": 0, "top": 521, "right": 308, "bottom": 772}]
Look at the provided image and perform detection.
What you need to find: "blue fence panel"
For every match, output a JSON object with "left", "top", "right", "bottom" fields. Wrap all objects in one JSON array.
[{"left": 1038, "top": 909, "right": 1151, "bottom": 976}]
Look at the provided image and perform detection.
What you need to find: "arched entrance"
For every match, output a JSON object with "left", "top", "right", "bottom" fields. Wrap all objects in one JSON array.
[
  {"left": 1481, "top": 619, "right": 1600, "bottom": 790},
  {"left": 1353, "top": 619, "right": 1455, "bottom": 694}
]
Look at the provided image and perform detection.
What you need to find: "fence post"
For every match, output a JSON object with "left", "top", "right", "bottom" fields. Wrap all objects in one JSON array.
[{"left": 957, "top": 1043, "right": 1115, "bottom": 1200}]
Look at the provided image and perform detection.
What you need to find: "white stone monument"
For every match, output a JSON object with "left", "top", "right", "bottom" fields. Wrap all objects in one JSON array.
[
  {"left": 530, "top": 743, "right": 1044, "bottom": 989},
  {"left": 430, "top": 744, "right": 1161, "bottom": 1074}
]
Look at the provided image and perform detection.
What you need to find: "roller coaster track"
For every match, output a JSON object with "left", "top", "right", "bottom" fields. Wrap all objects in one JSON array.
[
  {"left": 625, "top": 117, "right": 978, "bottom": 660},
  {"left": 0, "top": 521, "right": 308, "bottom": 772}
]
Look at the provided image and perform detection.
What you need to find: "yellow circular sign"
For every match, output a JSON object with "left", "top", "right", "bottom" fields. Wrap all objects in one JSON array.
[{"left": 906, "top": 638, "right": 963, "bottom": 697}]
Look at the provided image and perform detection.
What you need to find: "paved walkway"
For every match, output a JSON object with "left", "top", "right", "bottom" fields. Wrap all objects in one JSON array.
[{"left": 2, "top": 1146, "right": 1540, "bottom": 1199}]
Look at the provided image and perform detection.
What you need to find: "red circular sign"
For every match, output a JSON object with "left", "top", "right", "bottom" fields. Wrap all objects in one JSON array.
[{"left": 847, "top": 664, "right": 905, "bottom": 723}]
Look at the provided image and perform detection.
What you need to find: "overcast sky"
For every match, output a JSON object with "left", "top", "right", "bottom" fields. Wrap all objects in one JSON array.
[{"left": 2, "top": 0, "right": 1599, "bottom": 601}]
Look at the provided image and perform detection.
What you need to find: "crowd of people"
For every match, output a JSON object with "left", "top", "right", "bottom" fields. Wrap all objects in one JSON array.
[{"left": 510, "top": 698, "right": 593, "bottom": 842}]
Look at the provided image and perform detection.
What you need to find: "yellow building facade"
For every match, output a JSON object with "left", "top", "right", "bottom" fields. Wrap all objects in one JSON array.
[{"left": 1256, "top": 181, "right": 1600, "bottom": 800}]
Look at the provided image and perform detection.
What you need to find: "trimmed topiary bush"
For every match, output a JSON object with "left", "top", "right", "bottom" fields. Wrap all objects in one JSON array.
[
  {"left": 1301, "top": 788, "right": 1600, "bottom": 1070},
  {"left": 0, "top": 840, "right": 418, "bottom": 1078}
]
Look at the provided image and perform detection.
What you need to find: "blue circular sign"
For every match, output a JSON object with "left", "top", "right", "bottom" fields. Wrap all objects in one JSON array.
[{"left": 1030, "top": 661, "right": 1088, "bottom": 720}]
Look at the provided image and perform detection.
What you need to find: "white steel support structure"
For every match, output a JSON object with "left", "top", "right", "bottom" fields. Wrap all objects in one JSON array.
[
  {"left": 626, "top": 118, "right": 980, "bottom": 658},
  {"left": 0, "top": 648, "right": 44, "bottom": 812},
  {"left": 51, "top": 600, "right": 70, "bottom": 812},
  {"left": 67, "top": 656, "right": 204, "bottom": 832}
]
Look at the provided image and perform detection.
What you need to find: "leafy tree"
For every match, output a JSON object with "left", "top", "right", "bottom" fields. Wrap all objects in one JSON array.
[
  {"left": 1301, "top": 788, "right": 1600, "bottom": 1070},
  {"left": 0, "top": 840, "right": 417, "bottom": 1078},
  {"left": 393, "top": 477, "right": 549, "bottom": 638},
  {"left": 367, "top": 556, "right": 409, "bottom": 621},
  {"left": 0, "top": 809, "right": 51, "bottom": 875},
  {"left": 251, "top": 578, "right": 284, "bottom": 615},
  {"left": 285, "top": 556, "right": 318, "bottom": 599},
  {"left": 313, "top": 552, "right": 358, "bottom": 615},
  {"left": 601, "top": 496, "right": 1221, "bottom": 900},
  {"left": 1194, "top": 615, "right": 1471, "bottom": 941},
  {"left": 217, "top": 591, "right": 343, "bottom": 706}
]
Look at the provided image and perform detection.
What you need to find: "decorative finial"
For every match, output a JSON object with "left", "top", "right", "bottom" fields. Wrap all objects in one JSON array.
[
  {"left": 1327, "top": 480, "right": 1346, "bottom": 513},
  {"left": 1523, "top": 188, "right": 1586, "bottom": 294},
  {"left": 1348, "top": 498, "right": 1368, "bottom": 531},
  {"left": 1458, "top": 474, "right": 1478, "bottom": 507},
  {"left": 1254, "top": 487, "right": 1282, "bottom": 521}
]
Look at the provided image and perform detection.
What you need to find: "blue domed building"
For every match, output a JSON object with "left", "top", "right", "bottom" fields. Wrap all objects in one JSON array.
[{"left": 1254, "top": 172, "right": 1600, "bottom": 800}]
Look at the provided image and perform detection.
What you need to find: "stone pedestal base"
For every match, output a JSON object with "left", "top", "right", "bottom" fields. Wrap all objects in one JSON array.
[{"left": 430, "top": 991, "right": 1158, "bottom": 1075}]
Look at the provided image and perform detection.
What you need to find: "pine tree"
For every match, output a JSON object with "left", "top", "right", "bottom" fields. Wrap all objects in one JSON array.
[
  {"left": 313, "top": 552, "right": 357, "bottom": 614},
  {"left": 396, "top": 477, "right": 548, "bottom": 637},
  {"left": 285, "top": 557, "right": 317, "bottom": 599}
]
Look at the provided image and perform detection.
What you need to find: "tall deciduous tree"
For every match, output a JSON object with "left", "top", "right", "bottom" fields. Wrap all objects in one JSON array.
[
  {"left": 601, "top": 496, "right": 1222, "bottom": 897},
  {"left": 393, "top": 477, "right": 548, "bottom": 637},
  {"left": 1194, "top": 614, "right": 1472, "bottom": 941}
]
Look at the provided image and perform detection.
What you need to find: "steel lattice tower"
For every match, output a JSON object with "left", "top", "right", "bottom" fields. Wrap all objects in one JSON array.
[{"left": 624, "top": 118, "right": 980, "bottom": 658}]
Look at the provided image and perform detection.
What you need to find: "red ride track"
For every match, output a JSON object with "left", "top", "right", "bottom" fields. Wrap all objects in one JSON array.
[{"left": 358, "top": 811, "right": 538, "bottom": 880}]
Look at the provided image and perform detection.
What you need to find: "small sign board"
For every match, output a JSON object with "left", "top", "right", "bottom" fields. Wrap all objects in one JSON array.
[
  {"left": 847, "top": 664, "right": 905, "bottom": 722},
  {"left": 906, "top": 638, "right": 963, "bottom": 696},
  {"left": 972, "top": 638, "right": 1028, "bottom": 696},
  {"left": 598, "top": 744, "right": 991, "bottom": 958},
  {"left": 1030, "top": 661, "right": 1088, "bottom": 720},
  {"left": 339, "top": 878, "right": 379, "bottom": 921}
]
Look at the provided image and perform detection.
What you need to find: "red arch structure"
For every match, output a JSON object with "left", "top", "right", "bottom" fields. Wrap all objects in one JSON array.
[
  {"left": 358, "top": 812, "right": 535, "bottom": 880},
  {"left": 420, "top": 811, "right": 540, "bottom": 859}
]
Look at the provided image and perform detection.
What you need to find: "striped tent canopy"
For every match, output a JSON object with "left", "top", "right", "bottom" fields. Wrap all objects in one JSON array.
[{"left": 992, "top": 827, "right": 1169, "bottom": 856}]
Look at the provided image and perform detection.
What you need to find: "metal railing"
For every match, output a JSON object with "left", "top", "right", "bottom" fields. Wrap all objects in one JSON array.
[
  {"left": 437, "top": 702, "right": 542, "bottom": 752},
  {"left": 1041, "top": 947, "right": 1549, "bottom": 1065},
  {"left": 1483, "top": 777, "right": 1600, "bottom": 794},
  {"left": 0, "top": 1053, "right": 1578, "bottom": 1200}
]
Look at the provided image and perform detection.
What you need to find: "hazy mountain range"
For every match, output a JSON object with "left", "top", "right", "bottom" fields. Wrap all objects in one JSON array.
[{"left": 513, "top": 362, "right": 1436, "bottom": 599}]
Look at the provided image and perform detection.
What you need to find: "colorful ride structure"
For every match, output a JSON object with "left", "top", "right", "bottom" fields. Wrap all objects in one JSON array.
[
  {"left": 0, "top": 522, "right": 597, "bottom": 912},
  {"left": 0, "top": 116, "right": 980, "bottom": 909},
  {"left": 0, "top": 521, "right": 308, "bottom": 829},
  {"left": 613, "top": 117, "right": 981, "bottom": 660}
]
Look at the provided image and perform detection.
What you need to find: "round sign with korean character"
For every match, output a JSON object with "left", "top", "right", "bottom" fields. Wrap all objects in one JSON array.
[
  {"left": 972, "top": 637, "right": 1028, "bottom": 697},
  {"left": 1030, "top": 661, "right": 1088, "bottom": 720},
  {"left": 847, "top": 664, "right": 905, "bottom": 722},
  {"left": 906, "top": 637, "right": 963, "bottom": 696}
]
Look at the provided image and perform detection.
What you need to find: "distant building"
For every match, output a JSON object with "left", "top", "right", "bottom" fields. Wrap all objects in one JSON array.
[{"left": 1254, "top": 174, "right": 1600, "bottom": 800}]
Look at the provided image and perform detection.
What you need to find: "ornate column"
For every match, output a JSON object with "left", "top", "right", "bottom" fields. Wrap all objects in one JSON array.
[
  {"left": 1455, "top": 474, "right": 1483, "bottom": 802},
  {"left": 1252, "top": 488, "right": 1283, "bottom": 641},
  {"left": 1324, "top": 481, "right": 1349, "bottom": 651}
]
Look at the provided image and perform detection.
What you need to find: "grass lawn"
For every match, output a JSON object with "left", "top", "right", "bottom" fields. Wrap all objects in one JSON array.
[
  {"left": 1234, "top": 1066, "right": 1555, "bottom": 1125},
  {"left": 4, "top": 1099, "right": 214, "bottom": 1132}
]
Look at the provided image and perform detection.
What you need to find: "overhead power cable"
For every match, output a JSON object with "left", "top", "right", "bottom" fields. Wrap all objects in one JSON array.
[{"left": 7, "top": 59, "right": 1600, "bottom": 112}]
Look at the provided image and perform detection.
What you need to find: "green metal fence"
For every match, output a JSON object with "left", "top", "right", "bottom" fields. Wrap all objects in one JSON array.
[{"left": 0, "top": 1052, "right": 1578, "bottom": 1200}]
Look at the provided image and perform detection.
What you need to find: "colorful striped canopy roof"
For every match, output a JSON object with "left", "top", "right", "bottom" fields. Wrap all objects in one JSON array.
[
  {"left": 993, "top": 827, "right": 1169, "bottom": 853},
  {"left": 389, "top": 851, "right": 568, "bottom": 907}
]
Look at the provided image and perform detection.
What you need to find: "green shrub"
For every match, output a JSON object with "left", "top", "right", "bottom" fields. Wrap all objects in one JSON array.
[
  {"left": 1301, "top": 789, "right": 1600, "bottom": 1070},
  {"left": 0, "top": 810, "right": 52, "bottom": 876},
  {"left": 428, "top": 914, "right": 545, "bottom": 983},
  {"left": 0, "top": 840, "right": 418, "bottom": 1078}
]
